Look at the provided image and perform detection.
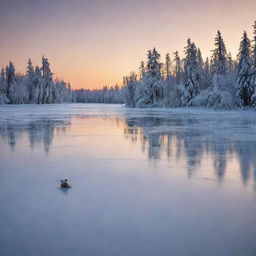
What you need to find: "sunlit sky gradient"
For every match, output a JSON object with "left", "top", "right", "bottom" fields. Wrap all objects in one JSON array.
[{"left": 0, "top": 0, "right": 255, "bottom": 89}]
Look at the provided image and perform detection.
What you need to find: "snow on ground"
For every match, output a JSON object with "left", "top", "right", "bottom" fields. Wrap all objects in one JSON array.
[{"left": 0, "top": 104, "right": 256, "bottom": 256}]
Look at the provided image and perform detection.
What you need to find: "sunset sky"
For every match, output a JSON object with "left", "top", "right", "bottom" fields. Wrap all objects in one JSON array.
[{"left": 0, "top": 0, "right": 255, "bottom": 89}]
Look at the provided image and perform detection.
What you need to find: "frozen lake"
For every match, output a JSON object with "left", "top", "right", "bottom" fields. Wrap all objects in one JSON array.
[{"left": 0, "top": 104, "right": 256, "bottom": 256}]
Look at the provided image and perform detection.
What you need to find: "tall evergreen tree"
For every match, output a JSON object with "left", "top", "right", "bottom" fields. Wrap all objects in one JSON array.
[
  {"left": 197, "top": 48, "right": 203, "bottom": 70},
  {"left": 201, "top": 57, "right": 211, "bottom": 89},
  {"left": 0, "top": 68, "right": 6, "bottom": 94},
  {"left": 123, "top": 72, "right": 137, "bottom": 107},
  {"left": 236, "top": 31, "right": 255, "bottom": 106},
  {"left": 173, "top": 51, "right": 182, "bottom": 83},
  {"left": 204, "top": 57, "right": 210, "bottom": 76},
  {"left": 183, "top": 39, "right": 200, "bottom": 100},
  {"left": 211, "top": 31, "right": 228, "bottom": 75},
  {"left": 5, "top": 62, "right": 16, "bottom": 98},
  {"left": 143, "top": 48, "right": 163, "bottom": 104},
  {"left": 139, "top": 61, "right": 146, "bottom": 79},
  {"left": 31, "top": 66, "right": 41, "bottom": 103},
  {"left": 8, "top": 62, "right": 29, "bottom": 104},
  {"left": 41, "top": 56, "right": 53, "bottom": 80},
  {"left": 227, "top": 51, "right": 235, "bottom": 72},
  {"left": 40, "top": 56, "right": 54, "bottom": 103},
  {"left": 165, "top": 53, "right": 171, "bottom": 79},
  {"left": 252, "top": 21, "right": 256, "bottom": 67},
  {"left": 196, "top": 48, "right": 204, "bottom": 86},
  {"left": 0, "top": 68, "right": 8, "bottom": 104},
  {"left": 26, "top": 58, "right": 35, "bottom": 102},
  {"left": 26, "top": 58, "right": 34, "bottom": 77}
]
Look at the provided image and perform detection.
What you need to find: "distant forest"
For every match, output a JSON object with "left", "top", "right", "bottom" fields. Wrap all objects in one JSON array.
[{"left": 1, "top": 21, "right": 256, "bottom": 109}]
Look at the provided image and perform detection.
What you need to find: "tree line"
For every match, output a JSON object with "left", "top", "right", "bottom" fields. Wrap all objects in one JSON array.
[
  {"left": 0, "top": 56, "right": 73, "bottom": 104},
  {"left": 122, "top": 21, "right": 256, "bottom": 109},
  {"left": 1, "top": 21, "right": 256, "bottom": 108},
  {"left": 0, "top": 56, "right": 123, "bottom": 105}
]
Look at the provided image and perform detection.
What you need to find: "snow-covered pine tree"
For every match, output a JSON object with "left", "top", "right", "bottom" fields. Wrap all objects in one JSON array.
[
  {"left": 204, "top": 57, "right": 210, "bottom": 76},
  {"left": 251, "top": 21, "right": 256, "bottom": 106},
  {"left": 40, "top": 56, "right": 54, "bottom": 103},
  {"left": 203, "top": 31, "right": 238, "bottom": 109},
  {"left": 201, "top": 57, "right": 211, "bottom": 89},
  {"left": 32, "top": 66, "right": 42, "bottom": 103},
  {"left": 252, "top": 21, "right": 256, "bottom": 67},
  {"left": 173, "top": 51, "right": 182, "bottom": 84},
  {"left": 227, "top": 52, "right": 235, "bottom": 72},
  {"left": 139, "top": 61, "right": 146, "bottom": 80},
  {"left": 208, "top": 30, "right": 230, "bottom": 108},
  {"left": 211, "top": 31, "right": 228, "bottom": 76},
  {"left": 8, "top": 62, "right": 29, "bottom": 104},
  {"left": 141, "top": 48, "right": 163, "bottom": 105},
  {"left": 26, "top": 58, "right": 34, "bottom": 77},
  {"left": 53, "top": 80, "right": 69, "bottom": 103},
  {"left": 0, "top": 68, "right": 8, "bottom": 104},
  {"left": 5, "top": 62, "right": 16, "bottom": 101},
  {"left": 197, "top": 48, "right": 203, "bottom": 70},
  {"left": 25, "top": 58, "right": 35, "bottom": 102},
  {"left": 123, "top": 72, "right": 138, "bottom": 107},
  {"left": 183, "top": 39, "right": 200, "bottom": 101},
  {"left": 165, "top": 53, "right": 171, "bottom": 80},
  {"left": 196, "top": 48, "right": 205, "bottom": 88},
  {"left": 235, "top": 31, "right": 255, "bottom": 106}
]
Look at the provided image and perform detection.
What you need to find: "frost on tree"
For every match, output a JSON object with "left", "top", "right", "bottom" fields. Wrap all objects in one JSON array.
[
  {"left": 139, "top": 61, "right": 146, "bottom": 80},
  {"left": 183, "top": 39, "right": 200, "bottom": 102},
  {"left": 0, "top": 56, "right": 72, "bottom": 104},
  {"left": 253, "top": 21, "right": 256, "bottom": 68},
  {"left": 26, "top": 58, "right": 35, "bottom": 102},
  {"left": 40, "top": 56, "right": 54, "bottom": 104},
  {"left": 7, "top": 62, "right": 28, "bottom": 104},
  {"left": 188, "top": 31, "right": 237, "bottom": 109},
  {"left": 123, "top": 73, "right": 138, "bottom": 107},
  {"left": 211, "top": 31, "right": 228, "bottom": 76},
  {"left": 0, "top": 68, "right": 9, "bottom": 104},
  {"left": 164, "top": 53, "right": 171, "bottom": 80},
  {"left": 206, "top": 31, "right": 237, "bottom": 109},
  {"left": 173, "top": 51, "right": 182, "bottom": 84},
  {"left": 140, "top": 48, "right": 163, "bottom": 106},
  {"left": 2, "top": 21, "right": 256, "bottom": 109},
  {"left": 235, "top": 31, "right": 255, "bottom": 106}
]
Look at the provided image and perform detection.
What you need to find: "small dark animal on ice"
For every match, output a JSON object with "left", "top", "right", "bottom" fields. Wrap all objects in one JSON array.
[{"left": 60, "top": 179, "right": 71, "bottom": 188}]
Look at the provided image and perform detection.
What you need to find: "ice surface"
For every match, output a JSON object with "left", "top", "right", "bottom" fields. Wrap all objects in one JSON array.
[{"left": 0, "top": 104, "right": 256, "bottom": 256}]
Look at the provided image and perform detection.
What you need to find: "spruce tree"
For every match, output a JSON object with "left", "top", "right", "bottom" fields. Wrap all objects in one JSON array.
[
  {"left": 196, "top": 48, "right": 204, "bottom": 87},
  {"left": 26, "top": 58, "right": 35, "bottom": 102},
  {"left": 165, "top": 53, "right": 171, "bottom": 79},
  {"left": 252, "top": 21, "right": 256, "bottom": 67},
  {"left": 211, "top": 31, "right": 228, "bottom": 76},
  {"left": 26, "top": 58, "right": 34, "bottom": 77},
  {"left": 183, "top": 39, "right": 200, "bottom": 100},
  {"left": 33, "top": 66, "right": 42, "bottom": 103},
  {"left": 197, "top": 48, "right": 203, "bottom": 71},
  {"left": 40, "top": 56, "right": 54, "bottom": 103},
  {"left": 236, "top": 31, "right": 255, "bottom": 106},
  {"left": 6, "top": 62, "right": 16, "bottom": 102},
  {"left": 0, "top": 68, "right": 8, "bottom": 104},
  {"left": 204, "top": 57, "right": 210, "bottom": 76},
  {"left": 227, "top": 52, "right": 235, "bottom": 72},
  {"left": 173, "top": 51, "right": 182, "bottom": 84},
  {"left": 143, "top": 48, "right": 163, "bottom": 104},
  {"left": 139, "top": 61, "right": 146, "bottom": 79},
  {"left": 123, "top": 72, "right": 137, "bottom": 107}
]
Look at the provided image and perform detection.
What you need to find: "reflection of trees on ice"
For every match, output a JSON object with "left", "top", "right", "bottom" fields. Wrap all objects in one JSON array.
[
  {"left": 1, "top": 109, "right": 256, "bottom": 186},
  {"left": 123, "top": 115, "right": 256, "bottom": 184},
  {"left": 0, "top": 119, "right": 70, "bottom": 153}
]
